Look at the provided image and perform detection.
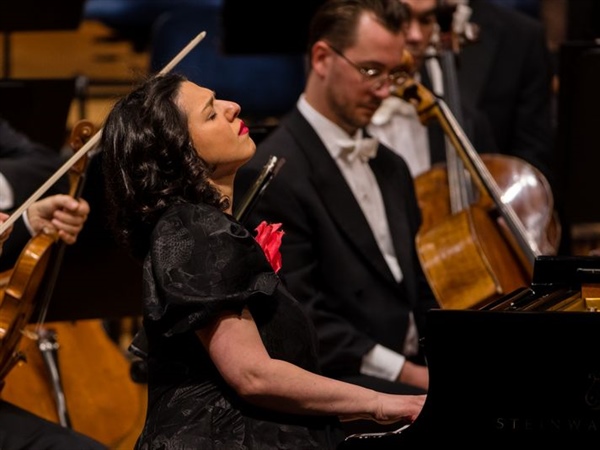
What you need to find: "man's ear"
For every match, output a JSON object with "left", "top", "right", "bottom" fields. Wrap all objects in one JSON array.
[{"left": 311, "top": 41, "right": 334, "bottom": 78}]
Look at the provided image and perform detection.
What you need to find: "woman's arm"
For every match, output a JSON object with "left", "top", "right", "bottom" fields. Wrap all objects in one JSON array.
[{"left": 197, "top": 306, "right": 425, "bottom": 424}]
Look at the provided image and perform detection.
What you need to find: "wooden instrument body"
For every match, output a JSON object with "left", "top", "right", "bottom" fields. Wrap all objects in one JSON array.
[
  {"left": 0, "top": 233, "right": 56, "bottom": 380},
  {"left": 415, "top": 154, "right": 558, "bottom": 244},
  {"left": 393, "top": 72, "right": 559, "bottom": 310},
  {"left": 416, "top": 205, "right": 530, "bottom": 309},
  {"left": 415, "top": 154, "right": 560, "bottom": 309},
  {"left": 1, "top": 319, "right": 146, "bottom": 449}
]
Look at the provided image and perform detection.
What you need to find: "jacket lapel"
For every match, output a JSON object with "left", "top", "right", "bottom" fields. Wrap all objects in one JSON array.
[
  {"left": 370, "top": 151, "right": 417, "bottom": 295},
  {"left": 285, "top": 110, "right": 399, "bottom": 284}
]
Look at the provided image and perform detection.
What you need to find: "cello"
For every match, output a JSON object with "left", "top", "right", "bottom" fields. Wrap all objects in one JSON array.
[
  {"left": 393, "top": 2, "right": 560, "bottom": 310},
  {"left": 422, "top": 0, "right": 477, "bottom": 223},
  {"left": 391, "top": 69, "right": 559, "bottom": 310},
  {"left": 413, "top": 0, "right": 560, "bottom": 253}
]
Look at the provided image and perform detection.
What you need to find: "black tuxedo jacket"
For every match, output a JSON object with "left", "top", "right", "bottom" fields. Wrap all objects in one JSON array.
[
  {"left": 0, "top": 118, "right": 68, "bottom": 270},
  {"left": 456, "top": 0, "right": 555, "bottom": 185},
  {"left": 423, "top": 1, "right": 554, "bottom": 183},
  {"left": 234, "top": 108, "right": 438, "bottom": 379}
]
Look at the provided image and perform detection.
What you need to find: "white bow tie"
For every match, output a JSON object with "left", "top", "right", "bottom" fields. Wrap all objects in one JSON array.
[{"left": 337, "top": 137, "right": 379, "bottom": 163}]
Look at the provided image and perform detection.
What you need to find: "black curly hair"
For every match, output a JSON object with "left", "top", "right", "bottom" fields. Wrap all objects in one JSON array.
[{"left": 100, "top": 73, "right": 228, "bottom": 259}]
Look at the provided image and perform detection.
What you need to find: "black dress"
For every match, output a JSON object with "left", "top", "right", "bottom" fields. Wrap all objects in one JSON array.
[{"left": 134, "top": 203, "right": 345, "bottom": 449}]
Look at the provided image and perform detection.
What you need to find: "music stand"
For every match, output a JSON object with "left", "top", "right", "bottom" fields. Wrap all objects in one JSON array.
[{"left": 0, "top": 0, "right": 86, "bottom": 77}]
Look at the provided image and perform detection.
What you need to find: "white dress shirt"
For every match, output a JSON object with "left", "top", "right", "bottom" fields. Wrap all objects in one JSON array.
[
  {"left": 0, "top": 171, "right": 34, "bottom": 236},
  {"left": 368, "top": 96, "right": 431, "bottom": 177},
  {"left": 0, "top": 172, "right": 13, "bottom": 210},
  {"left": 368, "top": 59, "right": 445, "bottom": 178},
  {"left": 297, "top": 95, "right": 419, "bottom": 381}
]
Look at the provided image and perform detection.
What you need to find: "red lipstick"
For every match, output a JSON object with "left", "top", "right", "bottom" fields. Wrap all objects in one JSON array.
[{"left": 239, "top": 120, "right": 249, "bottom": 135}]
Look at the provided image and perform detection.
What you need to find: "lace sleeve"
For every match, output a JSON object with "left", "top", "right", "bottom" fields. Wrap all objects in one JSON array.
[{"left": 144, "top": 203, "right": 279, "bottom": 336}]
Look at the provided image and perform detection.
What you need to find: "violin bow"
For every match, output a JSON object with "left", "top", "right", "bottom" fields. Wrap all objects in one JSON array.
[{"left": 0, "top": 30, "right": 207, "bottom": 236}]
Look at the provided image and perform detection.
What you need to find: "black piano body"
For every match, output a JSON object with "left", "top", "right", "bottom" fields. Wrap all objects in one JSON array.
[{"left": 342, "top": 256, "right": 600, "bottom": 448}]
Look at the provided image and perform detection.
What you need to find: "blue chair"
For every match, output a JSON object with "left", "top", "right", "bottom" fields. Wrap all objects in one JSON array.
[
  {"left": 84, "top": 0, "right": 220, "bottom": 50},
  {"left": 149, "top": 5, "right": 306, "bottom": 123}
]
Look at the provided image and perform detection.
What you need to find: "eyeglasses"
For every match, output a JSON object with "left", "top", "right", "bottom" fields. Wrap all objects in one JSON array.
[{"left": 327, "top": 43, "right": 408, "bottom": 90}]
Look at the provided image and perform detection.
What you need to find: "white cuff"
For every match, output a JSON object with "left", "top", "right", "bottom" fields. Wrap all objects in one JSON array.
[
  {"left": 0, "top": 172, "right": 14, "bottom": 210},
  {"left": 360, "top": 344, "right": 405, "bottom": 382},
  {"left": 22, "top": 209, "right": 35, "bottom": 237}
]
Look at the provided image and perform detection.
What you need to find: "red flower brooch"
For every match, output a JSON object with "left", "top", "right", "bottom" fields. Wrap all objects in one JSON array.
[{"left": 254, "top": 221, "right": 284, "bottom": 273}]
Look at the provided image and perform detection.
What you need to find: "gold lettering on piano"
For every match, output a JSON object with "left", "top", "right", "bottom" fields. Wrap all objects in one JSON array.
[
  {"left": 495, "top": 417, "right": 600, "bottom": 432},
  {"left": 587, "top": 373, "right": 600, "bottom": 410}
]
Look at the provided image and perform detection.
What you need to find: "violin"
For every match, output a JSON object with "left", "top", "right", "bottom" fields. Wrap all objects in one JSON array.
[
  {"left": 0, "top": 120, "right": 146, "bottom": 447},
  {"left": 0, "top": 226, "right": 56, "bottom": 383},
  {"left": 0, "top": 116, "right": 88, "bottom": 384},
  {"left": 0, "top": 120, "right": 94, "bottom": 384}
]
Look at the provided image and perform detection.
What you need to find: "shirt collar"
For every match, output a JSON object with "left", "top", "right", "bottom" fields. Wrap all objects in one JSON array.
[{"left": 297, "top": 94, "right": 375, "bottom": 161}]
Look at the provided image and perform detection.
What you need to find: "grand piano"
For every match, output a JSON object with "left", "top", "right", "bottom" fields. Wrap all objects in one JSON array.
[{"left": 341, "top": 255, "right": 600, "bottom": 448}]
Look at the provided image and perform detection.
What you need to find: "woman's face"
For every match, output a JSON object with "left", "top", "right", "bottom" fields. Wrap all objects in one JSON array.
[{"left": 176, "top": 81, "right": 256, "bottom": 180}]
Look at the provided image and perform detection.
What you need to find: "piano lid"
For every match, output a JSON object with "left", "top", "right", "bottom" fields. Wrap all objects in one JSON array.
[
  {"left": 342, "top": 308, "right": 600, "bottom": 448},
  {"left": 342, "top": 256, "right": 600, "bottom": 448}
]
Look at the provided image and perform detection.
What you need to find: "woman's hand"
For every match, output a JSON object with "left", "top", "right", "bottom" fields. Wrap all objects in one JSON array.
[{"left": 369, "top": 392, "right": 426, "bottom": 425}]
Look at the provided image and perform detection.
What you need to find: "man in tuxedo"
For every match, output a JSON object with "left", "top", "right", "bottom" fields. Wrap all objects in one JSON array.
[
  {"left": 235, "top": 0, "right": 438, "bottom": 397},
  {"left": 458, "top": 0, "right": 555, "bottom": 182},
  {"left": 369, "top": 0, "right": 555, "bottom": 184}
]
